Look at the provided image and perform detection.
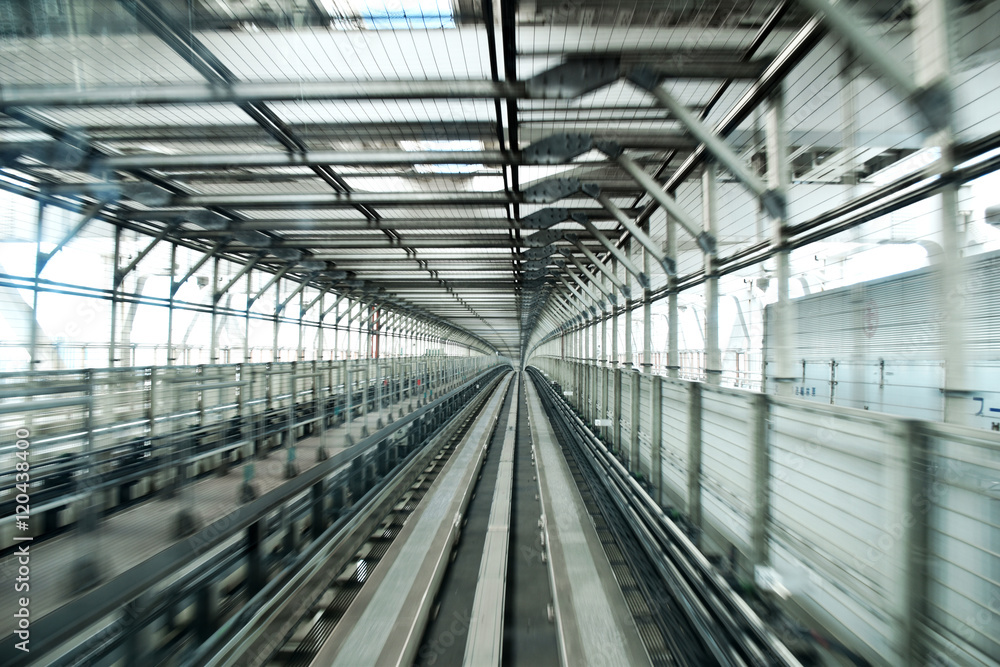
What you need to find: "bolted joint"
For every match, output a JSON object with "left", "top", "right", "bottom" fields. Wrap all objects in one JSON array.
[
  {"left": 696, "top": 231, "right": 717, "bottom": 256},
  {"left": 581, "top": 182, "right": 602, "bottom": 198},
  {"left": 625, "top": 65, "right": 663, "bottom": 92},
  {"left": 522, "top": 133, "right": 595, "bottom": 164},
  {"left": 120, "top": 182, "right": 173, "bottom": 206},
  {"left": 660, "top": 256, "right": 677, "bottom": 277},
  {"left": 912, "top": 79, "right": 952, "bottom": 134},
  {"left": 232, "top": 230, "right": 272, "bottom": 248},
  {"left": 185, "top": 209, "right": 231, "bottom": 231},
  {"left": 524, "top": 229, "right": 564, "bottom": 248},
  {"left": 760, "top": 188, "right": 787, "bottom": 221},
  {"left": 521, "top": 177, "right": 583, "bottom": 204},
  {"left": 593, "top": 139, "right": 624, "bottom": 159},
  {"left": 521, "top": 207, "right": 570, "bottom": 229},
  {"left": 526, "top": 57, "right": 621, "bottom": 99},
  {"left": 525, "top": 244, "right": 558, "bottom": 261},
  {"left": 269, "top": 248, "right": 302, "bottom": 261},
  {"left": 296, "top": 260, "right": 327, "bottom": 272}
]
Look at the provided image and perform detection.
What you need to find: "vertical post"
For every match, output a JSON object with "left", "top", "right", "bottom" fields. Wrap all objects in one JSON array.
[
  {"left": 912, "top": 0, "right": 967, "bottom": 424},
  {"left": 650, "top": 375, "right": 663, "bottom": 504},
  {"left": 611, "top": 258, "right": 619, "bottom": 369},
  {"left": 344, "top": 359, "right": 353, "bottom": 442},
  {"left": 167, "top": 244, "right": 177, "bottom": 366},
  {"left": 613, "top": 366, "right": 622, "bottom": 454},
  {"left": 704, "top": 163, "right": 722, "bottom": 385},
  {"left": 624, "top": 238, "right": 633, "bottom": 369},
  {"left": 842, "top": 49, "right": 861, "bottom": 230},
  {"left": 687, "top": 382, "right": 703, "bottom": 542},
  {"left": 900, "top": 420, "right": 930, "bottom": 662},
  {"left": 358, "top": 302, "right": 367, "bottom": 360},
  {"left": 71, "top": 370, "right": 103, "bottom": 592},
  {"left": 630, "top": 370, "right": 640, "bottom": 474},
  {"left": 592, "top": 307, "right": 599, "bottom": 421},
  {"left": 210, "top": 256, "right": 220, "bottom": 364},
  {"left": 316, "top": 292, "right": 325, "bottom": 360},
  {"left": 333, "top": 299, "right": 341, "bottom": 360},
  {"left": 243, "top": 268, "right": 251, "bottom": 363},
  {"left": 751, "top": 392, "right": 770, "bottom": 569},
  {"left": 364, "top": 303, "right": 372, "bottom": 359},
  {"left": 29, "top": 201, "right": 44, "bottom": 369},
  {"left": 642, "top": 235, "right": 652, "bottom": 373},
  {"left": 375, "top": 357, "right": 383, "bottom": 428},
  {"left": 583, "top": 323, "right": 589, "bottom": 418},
  {"left": 148, "top": 366, "right": 159, "bottom": 438},
  {"left": 297, "top": 289, "right": 305, "bottom": 361},
  {"left": 602, "top": 288, "right": 609, "bottom": 432},
  {"left": 766, "top": 88, "right": 794, "bottom": 397},
  {"left": 109, "top": 226, "right": 121, "bottom": 367},
  {"left": 272, "top": 279, "right": 281, "bottom": 362},
  {"left": 667, "top": 215, "right": 679, "bottom": 379}
]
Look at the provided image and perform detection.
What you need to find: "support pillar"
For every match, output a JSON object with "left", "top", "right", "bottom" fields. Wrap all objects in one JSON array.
[
  {"left": 642, "top": 237, "right": 652, "bottom": 373},
  {"left": 667, "top": 215, "right": 679, "bottom": 379},
  {"left": 167, "top": 244, "right": 178, "bottom": 365},
  {"left": 703, "top": 163, "right": 722, "bottom": 385},
  {"left": 109, "top": 226, "right": 121, "bottom": 367},
  {"left": 650, "top": 376, "right": 663, "bottom": 504},
  {"left": 210, "top": 256, "right": 220, "bottom": 364},
  {"left": 613, "top": 368, "right": 622, "bottom": 455},
  {"left": 630, "top": 370, "right": 640, "bottom": 474},
  {"left": 624, "top": 239, "right": 633, "bottom": 369},
  {"left": 912, "top": 0, "right": 968, "bottom": 425},
  {"left": 766, "top": 88, "right": 794, "bottom": 396},
  {"left": 272, "top": 280, "right": 281, "bottom": 362},
  {"left": 29, "top": 201, "right": 44, "bottom": 369}
]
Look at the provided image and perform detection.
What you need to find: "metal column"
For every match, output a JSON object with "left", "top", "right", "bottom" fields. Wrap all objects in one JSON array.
[
  {"left": 766, "top": 89, "right": 794, "bottom": 396},
  {"left": 703, "top": 163, "right": 722, "bottom": 385}
]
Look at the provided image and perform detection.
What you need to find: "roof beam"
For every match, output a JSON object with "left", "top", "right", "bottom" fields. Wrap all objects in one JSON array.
[
  {"left": 89, "top": 149, "right": 622, "bottom": 170},
  {"left": 121, "top": 192, "right": 517, "bottom": 209},
  {"left": 0, "top": 80, "right": 530, "bottom": 109},
  {"left": 127, "top": 208, "right": 639, "bottom": 224}
]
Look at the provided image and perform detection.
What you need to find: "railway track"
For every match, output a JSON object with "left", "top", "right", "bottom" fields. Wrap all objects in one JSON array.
[
  {"left": 268, "top": 373, "right": 512, "bottom": 667},
  {"left": 527, "top": 367, "right": 800, "bottom": 667}
]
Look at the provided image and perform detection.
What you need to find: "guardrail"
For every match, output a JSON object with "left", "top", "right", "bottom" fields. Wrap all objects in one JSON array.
[
  {"left": 532, "top": 356, "right": 1000, "bottom": 665},
  {"left": 0, "top": 363, "right": 509, "bottom": 665},
  {"left": 0, "top": 355, "right": 496, "bottom": 541}
]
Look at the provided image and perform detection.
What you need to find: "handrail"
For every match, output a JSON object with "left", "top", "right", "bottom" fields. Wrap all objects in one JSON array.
[{"left": 0, "top": 362, "right": 509, "bottom": 665}]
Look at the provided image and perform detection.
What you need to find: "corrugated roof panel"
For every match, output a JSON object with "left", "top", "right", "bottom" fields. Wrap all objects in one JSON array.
[
  {"left": 0, "top": 34, "right": 203, "bottom": 86},
  {"left": 198, "top": 26, "right": 491, "bottom": 81}
]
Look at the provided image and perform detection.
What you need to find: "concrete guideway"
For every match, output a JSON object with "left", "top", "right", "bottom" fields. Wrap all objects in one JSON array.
[
  {"left": 525, "top": 376, "right": 652, "bottom": 667},
  {"left": 311, "top": 373, "right": 514, "bottom": 666}
]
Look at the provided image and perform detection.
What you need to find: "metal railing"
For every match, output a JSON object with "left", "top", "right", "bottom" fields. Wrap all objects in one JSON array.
[{"left": 532, "top": 355, "right": 1000, "bottom": 666}]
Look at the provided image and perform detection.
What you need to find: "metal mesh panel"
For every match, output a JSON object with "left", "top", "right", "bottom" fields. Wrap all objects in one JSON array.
[
  {"left": 659, "top": 377, "right": 691, "bottom": 511},
  {"left": 923, "top": 423, "right": 1000, "bottom": 663},
  {"left": 638, "top": 373, "right": 653, "bottom": 479},
  {"left": 699, "top": 385, "right": 754, "bottom": 552},
  {"left": 768, "top": 400, "right": 904, "bottom": 664}
]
